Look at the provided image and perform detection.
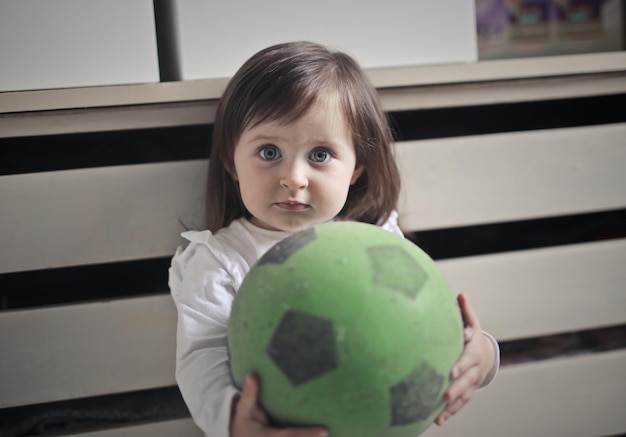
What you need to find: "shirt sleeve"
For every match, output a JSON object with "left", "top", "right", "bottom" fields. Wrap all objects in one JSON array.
[
  {"left": 480, "top": 330, "right": 500, "bottom": 388},
  {"left": 170, "top": 243, "right": 240, "bottom": 437}
]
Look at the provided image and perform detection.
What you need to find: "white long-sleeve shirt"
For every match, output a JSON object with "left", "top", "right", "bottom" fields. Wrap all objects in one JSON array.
[{"left": 169, "top": 213, "right": 499, "bottom": 437}]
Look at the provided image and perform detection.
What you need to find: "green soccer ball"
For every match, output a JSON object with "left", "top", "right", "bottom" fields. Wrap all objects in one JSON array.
[{"left": 228, "top": 221, "right": 463, "bottom": 437}]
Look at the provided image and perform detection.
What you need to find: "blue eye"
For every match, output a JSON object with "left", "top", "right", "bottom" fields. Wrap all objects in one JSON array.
[
  {"left": 310, "top": 148, "right": 330, "bottom": 163},
  {"left": 259, "top": 145, "right": 280, "bottom": 161}
]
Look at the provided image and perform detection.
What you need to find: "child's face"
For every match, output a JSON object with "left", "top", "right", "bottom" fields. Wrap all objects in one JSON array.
[{"left": 232, "top": 95, "right": 363, "bottom": 232}]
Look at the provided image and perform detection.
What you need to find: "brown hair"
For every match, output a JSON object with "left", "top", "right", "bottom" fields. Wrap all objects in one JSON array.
[{"left": 206, "top": 41, "right": 400, "bottom": 232}]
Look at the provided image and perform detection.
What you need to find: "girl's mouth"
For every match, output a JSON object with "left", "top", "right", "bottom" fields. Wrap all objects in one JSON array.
[{"left": 275, "top": 201, "right": 309, "bottom": 211}]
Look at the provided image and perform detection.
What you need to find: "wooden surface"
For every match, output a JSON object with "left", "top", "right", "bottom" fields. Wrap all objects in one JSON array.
[
  {"left": 0, "top": 295, "right": 177, "bottom": 408},
  {"left": 422, "top": 349, "right": 626, "bottom": 437},
  {"left": 396, "top": 123, "right": 626, "bottom": 231}
]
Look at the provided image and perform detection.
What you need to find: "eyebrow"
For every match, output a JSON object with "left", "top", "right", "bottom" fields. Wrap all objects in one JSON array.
[
  {"left": 247, "top": 134, "right": 339, "bottom": 148},
  {"left": 248, "top": 134, "right": 282, "bottom": 143}
]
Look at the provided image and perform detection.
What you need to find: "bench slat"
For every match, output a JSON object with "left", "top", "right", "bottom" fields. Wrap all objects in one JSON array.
[
  {"left": 396, "top": 123, "right": 626, "bottom": 231},
  {"left": 0, "top": 295, "right": 177, "bottom": 408},
  {"left": 440, "top": 239, "right": 626, "bottom": 341},
  {"left": 0, "top": 160, "right": 207, "bottom": 274},
  {"left": 0, "top": 100, "right": 218, "bottom": 138},
  {"left": 423, "top": 349, "right": 626, "bottom": 437},
  {"left": 380, "top": 73, "right": 626, "bottom": 112}
]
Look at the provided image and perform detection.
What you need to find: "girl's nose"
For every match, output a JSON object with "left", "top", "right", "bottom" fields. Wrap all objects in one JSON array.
[{"left": 280, "top": 160, "right": 308, "bottom": 190}]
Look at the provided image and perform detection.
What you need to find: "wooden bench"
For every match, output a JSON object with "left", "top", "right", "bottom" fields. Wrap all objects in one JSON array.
[{"left": 1, "top": 54, "right": 625, "bottom": 436}]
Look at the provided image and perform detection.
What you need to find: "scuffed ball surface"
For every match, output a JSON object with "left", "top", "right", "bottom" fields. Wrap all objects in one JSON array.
[{"left": 228, "top": 222, "right": 463, "bottom": 437}]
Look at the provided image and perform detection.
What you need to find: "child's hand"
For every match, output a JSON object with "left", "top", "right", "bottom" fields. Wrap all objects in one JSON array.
[
  {"left": 435, "top": 293, "right": 495, "bottom": 426},
  {"left": 230, "top": 373, "right": 329, "bottom": 437}
]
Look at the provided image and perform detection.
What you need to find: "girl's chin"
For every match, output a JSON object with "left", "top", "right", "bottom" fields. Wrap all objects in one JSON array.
[{"left": 250, "top": 214, "right": 327, "bottom": 233}]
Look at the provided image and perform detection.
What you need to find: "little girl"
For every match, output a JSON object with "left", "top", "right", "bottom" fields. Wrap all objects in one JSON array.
[{"left": 169, "top": 41, "right": 499, "bottom": 437}]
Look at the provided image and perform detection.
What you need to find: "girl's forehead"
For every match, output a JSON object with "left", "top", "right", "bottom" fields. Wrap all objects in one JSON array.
[
  {"left": 237, "top": 96, "right": 353, "bottom": 149},
  {"left": 254, "top": 97, "right": 346, "bottom": 131},
  {"left": 248, "top": 91, "right": 344, "bottom": 128}
]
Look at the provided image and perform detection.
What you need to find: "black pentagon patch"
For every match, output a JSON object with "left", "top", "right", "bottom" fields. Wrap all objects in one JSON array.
[
  {"left": 257, "top": 228, "right": 317, "bottom": 266},
  {"left": 367, "top": 245, "right": 428, "bottom": 299},
  {"left": 389, "top": 362, "right": 445, "bottom": 426},
  {"left": 266, "top": 309, "right": 338, "bottom": 386}
]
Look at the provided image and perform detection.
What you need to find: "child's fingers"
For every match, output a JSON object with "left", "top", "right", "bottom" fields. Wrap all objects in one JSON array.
[
  {"left": 236, "top": 373, "right": 255, "bottom": 417},
  {"left": 450, "top": 343, "right": 482, "bottom": 380},
  {"left": 436, "top": 370, "right": 480, "bottom": 426},
  {"left": 433, "top": 294, "right": 495, "bottom": 427},
  {"left": 436, "top": 390, "right": 474, "bottom": 426},
  {"left": 237, "top": 374, "right": 328, "bottom": 437},
  {"left": 446, "top": 365, "right": 481, "bottom": 403},
  {"left": 457, "top": 293, "right": 481, "bottom": 339},
  {"left": 238, "top": 373, "right": 267, "bottom": 422}
]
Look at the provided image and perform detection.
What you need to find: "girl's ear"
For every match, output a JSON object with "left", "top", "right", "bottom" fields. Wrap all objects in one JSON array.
[{"left": 350, "top": 164, "right": 364, "bottom": 185}]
